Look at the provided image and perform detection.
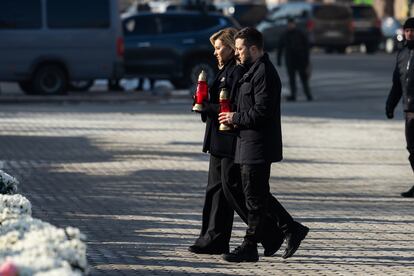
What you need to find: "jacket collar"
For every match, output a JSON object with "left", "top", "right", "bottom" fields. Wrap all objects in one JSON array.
[
  {"left": 240, "top": 53, "right": 269, "bottom": 83},
  {"left": 212, "top": 57, "right": 236, "bottom": 85}
]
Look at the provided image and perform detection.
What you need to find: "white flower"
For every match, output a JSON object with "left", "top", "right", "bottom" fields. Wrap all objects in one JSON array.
[
  {"left": 0, "top": 195, "right": 32, "bottom": 223},
  {"left": 0, "top": 195, "right": 87, "bottom": 275}
]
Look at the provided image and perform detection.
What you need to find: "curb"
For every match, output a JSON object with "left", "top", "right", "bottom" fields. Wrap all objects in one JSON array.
[{"left": 0, "top": 91, "right": 179, "bottom": 104}]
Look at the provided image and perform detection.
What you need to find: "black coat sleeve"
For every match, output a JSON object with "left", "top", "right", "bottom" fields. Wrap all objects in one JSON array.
[
  {"left": 386, "top": 62, "right": 402, "bottom": 113},
  {"left": 233, "top": 68, "right": 275, "bottom": 128}
]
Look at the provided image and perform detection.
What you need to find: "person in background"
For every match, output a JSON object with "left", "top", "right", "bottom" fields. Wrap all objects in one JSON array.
[
  {"left": 277, "top": 17, "right": 312, "bottom": 102},
  {"left": 135, "top": 78, "right": 155, "bottom": 91},
  {"left": 386, "top": 17, "right": 414, "bottom": 198}
]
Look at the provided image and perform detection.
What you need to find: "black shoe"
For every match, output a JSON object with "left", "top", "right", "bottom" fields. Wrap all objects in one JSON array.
[
  {"left": 286, "top": 96, "right": 296, "bottom": 102},
  {"left": 188, "top": 244, "right": 229, "bottom": 255},
  {"left": 401, "top": 186, "right": 414, "bottom": 197},
  {"left": 222, "top": 241, "right": 259, "bottom": 263},
  {"left": 307, "top": 96, "right": 313, "bottom": 102},
  {"left": 263, "top": 235, "right": 285, "bottom": 257},
  {"left": 282, "top": 222, "right": 309, "bottom": 259}
]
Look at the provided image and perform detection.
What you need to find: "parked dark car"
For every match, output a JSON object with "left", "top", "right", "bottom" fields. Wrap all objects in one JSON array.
[
  {"left": 350, "top": 5, "right": 382, "bottom": 53},
  {"left": 381, "top": 17, "right": 404, "bottom": 53},
  {"left": 122, "top": 11, "right": 239, "bottom": 89},
  {"left": 257, "top": 2, "right": 353, "bottom": 53},
  {"left": 216, "top": 2, "right": 268, "bottom": 27}
]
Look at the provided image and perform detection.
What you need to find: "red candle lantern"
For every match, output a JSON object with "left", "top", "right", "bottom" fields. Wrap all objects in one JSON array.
[
  {"left": 219, "top": 87, "right": 232, "bottom": 131},
  {"left": 192, "top": 70, "right": 208, "bottom": 112}
]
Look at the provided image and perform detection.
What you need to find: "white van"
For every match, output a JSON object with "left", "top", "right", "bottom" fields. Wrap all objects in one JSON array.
[{"left": 0, "top": 0, "right": 124, "bottom": 94}]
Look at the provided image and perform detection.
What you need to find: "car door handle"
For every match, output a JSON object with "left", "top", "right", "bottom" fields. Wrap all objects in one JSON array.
[
  {"left": 182, "top": 38, "right": 195, "bottom": 44},
  {"left": 137, "top": 42, "right": 151, "bottom": 47}
]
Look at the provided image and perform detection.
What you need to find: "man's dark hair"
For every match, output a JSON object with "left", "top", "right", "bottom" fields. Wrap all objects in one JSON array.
[{"left": 234, "top": 27, "right": 264, "bottom": 50}]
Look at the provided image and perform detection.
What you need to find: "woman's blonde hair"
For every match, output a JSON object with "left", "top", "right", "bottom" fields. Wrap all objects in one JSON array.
[{"left": 209, "top": 27, "right": 238, "bottom": 51}]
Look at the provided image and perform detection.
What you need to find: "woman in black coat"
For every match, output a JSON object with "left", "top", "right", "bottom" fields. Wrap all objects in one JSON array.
[{"left": 188, "top": 28, "right": 243, "bottom": 254}]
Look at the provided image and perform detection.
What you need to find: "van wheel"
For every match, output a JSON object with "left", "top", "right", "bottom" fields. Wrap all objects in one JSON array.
[
  {"left": 69, "top": 80, "right": 94, "bottom": 92},
  {"left": 18, "top": 81, "right": 35, "bottom": 94},
  {"left": 33, "top": 65, "right": 68, "bottom": 95}
]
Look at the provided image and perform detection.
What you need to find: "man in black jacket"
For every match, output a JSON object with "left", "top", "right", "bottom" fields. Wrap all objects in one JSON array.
[
  {"left": 277, "top": 17, "right": 312, "bottom": 102},
  {"left": 219, "top": 27, "right": 309, "bottom": 262},
  {"left": 386, "top": 17, "right": 414, "bottom": 198}
]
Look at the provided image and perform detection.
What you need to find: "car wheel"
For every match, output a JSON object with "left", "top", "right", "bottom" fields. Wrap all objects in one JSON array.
[
  {"left": 69, "top": 80, "right": 94, "bottom": 92},
  {"left": 336, "top": 46, "right": 347, "bottom": 54},
  {"left": 185, "top": 59, "right": 217, "bottom": 89},
  {"left": 18, "top": 81, "right": 35, "bottom": 94},
  {"left": 385, "top": 38, "right": 395, "bottom": 54},
  {"left": 33, "top": 64, "right": 68, "bottom": 95},
  {"left": 365, "top": 43, "right": 378, "bottom": 54},
  {"left": 171, "top": 79, "right": 189, "bottom": 89}
]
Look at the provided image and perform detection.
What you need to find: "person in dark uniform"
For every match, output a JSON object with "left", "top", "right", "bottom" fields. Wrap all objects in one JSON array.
[
  {"left": 277, "top": 17, "right": 312, "bottom": 102},
  {"left": 189, "top": 28, "right": 286, "bottom": 256},
  {"left": 219, "top": 27, "right": 309, "bottom": 262},
  {"left": 386, "top": 17, "right": 414, "bottom": 198}
]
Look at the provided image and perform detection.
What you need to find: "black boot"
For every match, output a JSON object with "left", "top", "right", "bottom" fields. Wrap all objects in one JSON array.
[
  {"left": 188, "top": 244, "right": 229, "bottom": 255},
  {"left": 282, "top": 221, "right": 309, "bottom": 259},
  {"left": 222, "top": 240, "right": 259, "bottom": 262},
  {"left": 401, "top": 186, "right": 414, "bottom": 197},
  {"left": 262, "top": 235, "right": 285, "bottom": 257}
]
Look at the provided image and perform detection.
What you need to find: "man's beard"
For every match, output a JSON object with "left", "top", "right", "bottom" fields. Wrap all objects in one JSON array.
[{"left": 241, "top": 54, "right": 253, "bottom": 66}]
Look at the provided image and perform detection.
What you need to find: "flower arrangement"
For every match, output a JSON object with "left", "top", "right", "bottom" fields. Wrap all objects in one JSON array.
[
  {"left": 0, "top": 171, "right": 87, "bottom": 275},
  {"left": 0, "top": 171, "right": 18, "bottom": 195}
]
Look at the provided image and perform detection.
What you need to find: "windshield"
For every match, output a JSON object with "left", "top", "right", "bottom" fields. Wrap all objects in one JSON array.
[
  {"left": 352, "top": 6, "right": 377, "bottom": 19},
  {"left": 314, "top": 6, "right": 350, "bottom": 20}
]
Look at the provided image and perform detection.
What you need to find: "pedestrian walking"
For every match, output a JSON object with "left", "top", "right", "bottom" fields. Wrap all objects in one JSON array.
[
  {"left": 386, "top": 17, "right": 414, "bottom": 198},
  {"left": 188, "top": 28, "right": 246, "bottom": 254},
  {"left": 219, "top": 27, "right": 309, "bottom": 262},
  {"left": 189, "top": 28, "right": 287, "bottom": 256},
  {"left": 277, "top": 17, "right": 312, "bottom": 101}
]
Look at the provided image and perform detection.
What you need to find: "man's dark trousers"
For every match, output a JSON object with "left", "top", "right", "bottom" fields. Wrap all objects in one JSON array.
[
  {"left": 287, "top": 64, "right": 311, "bottom": 100},
  {"left": 232, "top": 163, "right": 294, "bottom": 243},
  {"left": 222, "top": 163, "right": 293, "bottom": 244}
]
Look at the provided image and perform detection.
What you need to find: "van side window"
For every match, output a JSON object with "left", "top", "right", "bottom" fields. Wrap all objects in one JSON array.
[
  {"left": 0, "top": 0, "right": 42, "bottom": 29},
  {"left": 47, "top": 0, "right": 110, "bottom": 29}
]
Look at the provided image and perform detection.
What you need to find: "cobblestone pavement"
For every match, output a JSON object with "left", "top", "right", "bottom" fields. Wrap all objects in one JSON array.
[{"left": 0, "top": 54, "right": 413, "bottom": 275}]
